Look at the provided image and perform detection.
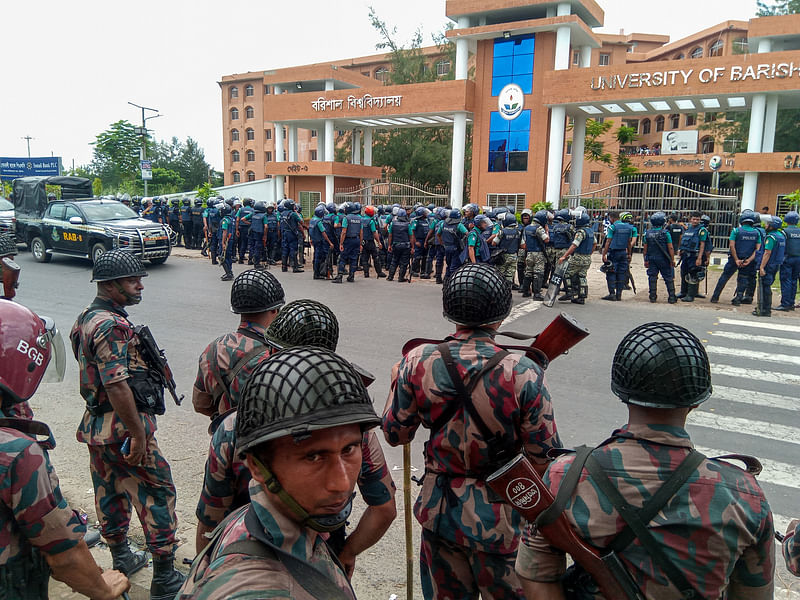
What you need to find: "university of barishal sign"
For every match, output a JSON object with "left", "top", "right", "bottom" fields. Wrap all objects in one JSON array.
[
  {"left": 590, "top": 62, "right": 800, "bottom": 90},
  {"left": 312, "top": 94, "right": 403, "bottom": 112}
]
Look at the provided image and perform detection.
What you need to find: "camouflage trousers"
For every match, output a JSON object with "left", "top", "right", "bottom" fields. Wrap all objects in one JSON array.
[
  {"left": 565, "top": 254, "right": 592, "bottom": 290},
  {"left": 420, "top": 529, "right": 522, "bottom": 600},
  {"left": 497, "top": 253, "right": 517, "bottom": 283},
  {"left": 87, "top": 436, "right": 178, "bottom": 556},
  {"left": 524, "top": 251, "right": 546, "bottom": 278}
]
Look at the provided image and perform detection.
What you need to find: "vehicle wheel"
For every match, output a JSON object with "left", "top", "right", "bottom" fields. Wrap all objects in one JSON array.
[
  {"left": 91, "top": 243, "right": 108, "bottom": 264},
  {"left": 31, "top": 237, "right": 52, "bottom": 263},
  {"left": 149, "top": 255, "right": 168, "bottom": 265}
]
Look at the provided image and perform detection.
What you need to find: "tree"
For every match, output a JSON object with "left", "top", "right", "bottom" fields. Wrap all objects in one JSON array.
[
  {"left": 151, "top": 136, "right": 213, "bottom": 190},
  {"left": 581, "top": 119, "right": 639, "bottom": 178},
  {"left": 757, "top": 0, "right": 800, "bottom": 15},
  {"left": 89, "top": 120, "right": 145, "bottom": 190}
]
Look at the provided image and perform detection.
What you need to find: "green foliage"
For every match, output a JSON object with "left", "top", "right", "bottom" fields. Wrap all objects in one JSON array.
[
  {"left": 151, "top": 168, "right": 184, "bottom": 193},
  {"left": 195, "top": 182, "right": 214, "bottom": 201},
  {"left": 530, "top": 201, "right": 553, "bottom": 212},
  {"left": 92, "top": 178, "right": 103, "bottom": 197},
  {"left": 90, "top": 120, "right": 144, "bottom": 190},
  {"left": 1, "top": 182, "right": 13, "bottom": 197},
  {"left": 699, "top": 109, "right": 800, "bottom": 152},
  {"left": 584, "top": 119, "right": 613, "bottom": 165},
  {"left": 151, "top": 136, "right": 212, "bottom": 190},
  {"left": 580, "top": 198, "right": 607, "bottom": 210},
  {"left": 757, "top": 0, "right": 800, "bottom": 15}
]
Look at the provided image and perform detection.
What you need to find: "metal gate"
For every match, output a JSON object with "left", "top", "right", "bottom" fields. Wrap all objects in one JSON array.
[
  {"left": 565, "top": 176, "right": 741, "bottom": 252},
  {"left": 334, "top": 178, "right": 449, "bottom": 208}
]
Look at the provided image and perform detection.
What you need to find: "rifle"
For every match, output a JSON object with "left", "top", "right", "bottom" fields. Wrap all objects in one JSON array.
[
  {"left": 487, "top": 454, "right": 645, "bottom": 600},
  {"left": 1, "top": 257, "right": 20, "bottom": 300},
  {"left": 133, "top": 325, "right": 183, "bottom": 407},
  {"left": 627, "top": 266, "right": 637, "bottom": 294}
]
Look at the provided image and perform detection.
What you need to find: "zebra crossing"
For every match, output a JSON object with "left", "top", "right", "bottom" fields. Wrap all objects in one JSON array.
[{"left": 686, "top": 315, "right": 800, "bottom": 596}]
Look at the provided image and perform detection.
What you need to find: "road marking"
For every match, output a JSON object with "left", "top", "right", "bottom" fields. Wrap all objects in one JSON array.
[
  {"left": 710, "top": 385, "right": 800, "bottom": 412},
  {"left": 706, "top": 346, "right": 800, "bottom": 367},
  {"left": 504, "top": 300, "right": 541, "bottom": 325},
  {"left": 695, "top": 446, "right": 800, "bottom": 489},
  {"left": 718, "top": 317, "right": 800, "bottom": 334},
  {"left": 711, "top": 363, "right": 800, "bottom": 385},
  {"left": 688, "top": 412, "right": 800, "bottom": 446},
  {"left": 711, "top": 330, "right": 800, "bottom": 349}
]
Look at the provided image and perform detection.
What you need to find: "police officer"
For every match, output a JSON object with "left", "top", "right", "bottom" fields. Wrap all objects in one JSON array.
[
  {"left": 710, "top": 211, "right": 746, "bottom": 303},
  {"left": 70, "top": 250, "right": 185, "bottom": 599},
  {"left": 754, "top": 215, "right": 786, "bottom": 317},
  {"left": 439, "top": 209, "right": 468, "bottom": 281},
  {"left": 204, "top": 199, "right": 222, "bottom": 264},
  {"left": 168, "top": 199, "right": 183, "bottom": 246},
  {"left": 515, "top": 322, "right": 774, "bottom": 600},
  {"left": 677, "top": 211, "right": 708, "bottom": 303},
  {"left": 601, "top": 210, "right": 637, "bottom": 301},
  {"left": 236, "top": 198, "right": 255, "bottom": 264},
  {"left": 386, "top": 207, "right": 414, "bottom": 282},
  {"left": 777, "top": 211, "right": 800, "bottom": 311},
  {"left": 177, "top": 347, "right": 382, "bottom": 599},
  {"left": 219, "top": 203, "right": 237, "bottom": 281},
  {"left": 263, "top": 202, "right": 280, "bottom": 264},
  {"left": 667, "top": 211, "right": 685, "bottom": 254},
  {"left": 309, "top": 205, "right": 336, "bottom": 280},
  {"left": 558, "top": 211, "right": 596, "bottom": 304},
  {"left": 180, "top": 197, "right": 194, "bottom": 249},
  {"left": 360, "top": 205, "right": 386, "bottom": 278},
  {"left": 548, "top": 209, "right": 574, "bottom": 284},
  {"left": 492, "top": 212, "right": 522, "bottom": 286},
  {"left": 331, "top": 203, "right": 363, "bottom": 283},
  {"left": 642, "top": 211, "right": 677, "bottom": 304},
  {"left": 744, "top": 214, "right": 768, "bottom": 303},
  {"left": 411, "top": 207, "right": 431, "bottom": 277},
  {"left": 731, "top": 210, "right": 762, "bottom": 306},
  {"left": 191, "top": 198, "right": 206, "bottom": 254},
  {"left": 521, "top": 209, "right": 550, "bottom": 300},
  {"left": 248, "top": 201, "right": 268, "bottom": 270},
  {"left": 465, "top": 214, "right": 492, "bottom": 264},
  {"left": 517, "top": 209, "right": 532, "bottom": 290},
  {"left": 383, "top": 263, "right": 561, "bottom": 599},
  {"left": 279, "top": 199, "right": 305, "bottom": 273}
]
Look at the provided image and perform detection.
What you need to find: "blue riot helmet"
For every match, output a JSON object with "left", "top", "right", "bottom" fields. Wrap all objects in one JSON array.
[
  {"left": 503, "top": 212, "right": 517, "bottom": 227},
  {"left": 533, "top": 210, "right": 549, "bottom": 226},
  {"left": 314, "top": 205, "right": 326, "bottom": 218},
  {"left": 427, "top": 203, "right": 436, "bottom": 212},
  {"left": 219, "top": 203, "right": 232, "bottom": 217},
  {"left": 354, "top": 202, "right": 362, "bottom": 213},
  {"left": 520, "top": 209, "right": 533, "bottom": 223},
  {"left": 448, "top": 209, "right": 461, "bottom": 220},
  {"left": 474, "top": 215, "right": 491, "bottom": 229},
  {"left": 739, "top": 209, "right": 756, "bottom": 225},
  {"left": 767, "top": 216, "right": 782, "bottom": 230},
  {"left": 555, "top": 208, "right": 570, "bottom": 222},
  {"left": 396, "top": 208, "right": 407, "bottom": 219},
  {"left": 254, "top": 201, "right": 267, "bottom": 213},
  {"left": 326, "top": 202, "right": 336, "bottom": 214},
  {"left": 392, "top": 206, "right": 400, "bottom": 216},
  {"left": 700, "top": 214, "right": 711, "bottom": 228},
  {"left": 785, "top": 211, "right": 799, "bottom": 225},
  {"left": 650, "top": 212, "right": 666, "bottom": 227},
  {"left": 414, "top": 207, "right": 425, "bottom": 218},
  {"left": 575, "top": 213, "right": 591, "bottom": 228},
  {"left": 485, "top": 209, "right": 497, "bottom": 220}
]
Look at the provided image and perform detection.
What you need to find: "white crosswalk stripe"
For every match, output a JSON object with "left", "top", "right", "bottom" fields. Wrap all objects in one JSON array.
[
  {"left": 710, "top": 329, "right": 800, "bottom": 349},
  {"left": 716, "top": 317, "right": 800, "bottom": 334},
  {"left": 711, "top": 363, "right": 800, "bottom": 385},
  {"left": 710, "top": 385, "right": 800, "bottom": 412},
  {"left": 688, "top": 412, "right": 800, "bottom": 446},
  {"left": 706, "top": 345, "right": 800, "bottom": 367}
]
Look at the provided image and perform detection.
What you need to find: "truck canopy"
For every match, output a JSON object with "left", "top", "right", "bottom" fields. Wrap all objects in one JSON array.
[{"left": 12, "top": 176, "right": 93, "bottom": 219}]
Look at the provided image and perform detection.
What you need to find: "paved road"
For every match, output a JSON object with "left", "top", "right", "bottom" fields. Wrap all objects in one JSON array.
[{"left": 13, "top": 249, "right": 798, "bottom": 597}]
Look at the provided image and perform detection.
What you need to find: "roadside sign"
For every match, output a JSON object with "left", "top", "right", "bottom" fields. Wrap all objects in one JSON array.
[{"left": 141, "top": 160, "right": 153, "bottom": 180}]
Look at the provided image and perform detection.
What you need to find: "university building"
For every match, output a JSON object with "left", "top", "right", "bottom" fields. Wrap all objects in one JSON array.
[{"left": 219, "top": 0, "right": 800, "bottom": 217}]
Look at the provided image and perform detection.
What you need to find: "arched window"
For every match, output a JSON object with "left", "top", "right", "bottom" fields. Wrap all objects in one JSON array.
[
  {"left": 690, "top": 46, "right": 703, "bottom": 59},
  {"left": 641, "top": 118, "right": 651, "bottom": 135},
  {"left": 655, "top": 115, "right": 665, "bottom": 132},
  {"left": 231, "top": 150, "right": 240, "bottom": 162},
  {"left": 230, "top": 86, "right": 238, "bottom": 98},
  {"left": 245, "top": 106, "right": 254, "bottom": 119},
  {"left": 232, "top": 171, "right": 241, "bottom": 183},
  {"left": 246, "top": 171, "right": 256, "bottom": 182},
  {"left": 230, "top": 128, "right": 239, "bottom": 142},
  {"left": 669, "top": 114, "right": 680, "bottom": 129},
  {"left": 709, "top": 40, "right": 724, "bottom": 57},
  {"left": 246, "top": 128, "right": 255, "bottom": 141},
  {"left": 375, "top": 67, "right": 389, "bottom": 82},
  {"left": 700, "top": 136, "right": 715, "bottom": 154},
  {"left": 246, "top": 150, "right": 255, "bottom": 162},
  {"left": 674, "top": 53, "right": 685, "bottom": 60},
  {"left": 245, "top": 84, "right": 254, "bottom": 96},
  {"left": 230, "top": 107, "right": 239, "bottom": 120},
  {"left": 436, "top": 60, "right": 451, "bottom": 76}
]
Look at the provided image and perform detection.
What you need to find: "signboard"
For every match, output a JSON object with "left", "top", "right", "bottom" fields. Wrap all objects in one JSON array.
[
  {"left": 498, "top": 84, "right": 524, "bottom": 120},
  {"left": 140, "top": 160, "right": 153, "bottom": 181},
  {"left": 661, "top": 130, "right": 698, "bottom": 155},
  {"left": 0, "top": 156, "right": 61, "bottom": 180}
]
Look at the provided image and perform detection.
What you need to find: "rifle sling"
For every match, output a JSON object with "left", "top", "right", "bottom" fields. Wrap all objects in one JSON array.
[
  {"left": 210, "top": 328, "right": 269, "bottom": 408},
  {"left": 535, "top": 445, "right": 594, "bottom": 528}
]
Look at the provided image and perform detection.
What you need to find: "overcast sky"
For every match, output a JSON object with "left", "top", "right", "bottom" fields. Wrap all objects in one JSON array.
[{"left": 1, "top": 0, "right": 759, "bottom": 173}]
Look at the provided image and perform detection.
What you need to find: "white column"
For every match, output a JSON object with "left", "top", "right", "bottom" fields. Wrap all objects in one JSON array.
[
  {"left": 274, "top": 121, "right": 285, "bottom": 203},
  {"left": 352, "top": 129, "right": 361, "bottom": 164},
  {"left": 324, "top": 119, "right": 335, "bottom": 162},
  {"left": 450, "top": 112, "right": 468, "bottom": 209},
  {"left": 363, "top": 128, "right": 373, "bottom": 166},
  {"left": 287, "top": 125, "right": 297, "bottom": 162},
  {"left": 317, "top": 128, "right": 325, "bottom": 161},
  {"left": 557, "top": 2, "right": 570, "bottom": 15},
  {"left": 455, "top": 17, "right": 470, "bottom": 80},
  {"left": 325, "top": 175, "right": 334, "bottom": 204},
  {"left": 554, "top": 26, "right": 571, "bottom": 70},
  {"left": 325, "top": 79, "right": 334, "bottom": 91},
  {"left": 741, "top": 38, "right": 774, "bottom": 211},
  {"left": 762, "top": 95, "right": 778, "bottom": 153},
  {"left": 546, "top": 106, "right": 567, "bottom": 206},
  {"left": 569, "top": 114, "right": 586, "bottom": 195},
  {"left": 580, "top": 45, "right": 592, "bottom": 67}
]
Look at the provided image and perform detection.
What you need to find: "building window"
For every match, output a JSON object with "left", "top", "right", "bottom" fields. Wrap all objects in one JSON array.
[
  {"left": 230, "top": 86, "right": 238, "bottom": 98},
  {"left": 709, "top": 40, "right": 724, "bottom": 57},
  {"left": 245, "top": 84, "right": 254, "bottom": 96},
  {"left": 264, "top": 85, "right": 271, "bottom": 94},
  {"left": 598, "top": 53, "right": 610, "bottom": 66},
  {"left": 590, "top": 171, "right": 601, "bottom": 184},
  {"left": 566, "top": 140, "right": 572, "bottom": 155},
  {"left": 700, "top": 136, "right": 715, "bottom": 154},
  {"left": 486, "top": 194, "right": 526, "bottom": 213},
  {"left": 311, "top": 129, "right": 317, "bottom": 137},
  {"left": 375, "top": 67, "right": 390, "bottom": 82},
  {"left": 266, "top": 129, "right": 272, "bottom": 140},
  {"left": 675, "top": 53, "right": 685, "bottom": 60},
  {"left": 655, "top": 116, "right": 665, "bottom": 132},
  {"left": 641, "top": 118, "right": 651, "bottom": 134},
  {"left": 361, "top": 71, "right": 370, "bottom": 77},
  {"left": 298, "top": 191, "right": 322, "bottom": 216},
  {"left": 266, "top": 151, "right": 272, "bottom": 162},
  {"left": 282, "top": 127, "right": 287, "bottom": 139},
  {"left": 596, "top": 116, "right": 605, "bottom": 123},
  {"left": 669, "top": 114, "right": 680, "bottom": 129},
  {"left": 572, "top": 50, "right": 580, "bottom": 65},
  {"left": 685, "top": 114, "right": 696, "bottom": 127},
  {"left": 245, "top": 106, "right": 254, "bottom": 119},
  {"left": 436, "top": 60, "right": 451, "bottom": 76},
  {"left": 246, "top": 150, "right": 255, "bottom": 162},
  {"left": 232, "top": 171, "right": 240, "bottom": 183},
  {"left": 564, "top": 170, "right": 571, "bottom": 183},
  {"left": 733, "top": 37, "right": 749, "bottom": 53},
  {"left": 246, "top": 128, "right": 255, "bottom": 141},
  {"left": 230, "top": 128, "right": 239, "bottom": 142},
  {"left": 230, "top": 107, "right": 239, "bottom": 120},
  {"left": 690, "top": 46, "right": 703, "bottom": 59},
  {"left": 488, "top": 109, "right": 531, "bottom": 172},
  {"left": 491, "top": 34, "right": 535, "bottom": 96},
  {"left": 310, "top": 150, "right": 318, "bottom": 161},
  {"left": 246, "top": 171, "right": 255, "bottom": 182},
  {"left": 705, "top": 112, "right": 717, "bottom": 123},
  {"left": 622, "top": 119, "right": 639, "bottom": 133},
  {"left": 283, "top": 150, "right": 287, "bottom": 161},
  {"left": 231, "top": 150, "right": 240, "bottom": 163}
]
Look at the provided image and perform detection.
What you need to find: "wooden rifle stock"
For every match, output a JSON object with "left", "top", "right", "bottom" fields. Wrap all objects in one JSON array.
[
  {"left": 1, "top": 257, "right": 20, "bottom": 300},
  {"left": 487, "top": 454, "right": 643, "bottom": 600}
]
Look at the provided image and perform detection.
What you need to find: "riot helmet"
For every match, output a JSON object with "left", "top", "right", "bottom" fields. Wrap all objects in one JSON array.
[
  {"left": 685, "top": 265, "right": 706, "bottom": 284},
  {"left": 243, "top": 198, "right": 253, "bottom": 207},
  {"left": 503, "top": 212, "right": 517, "bottom": 227},
  {"left": 784, "top": 211, "right": 799, "bottom": 225},
  {"left": 485, "top": 209, "right": 497, "bottom": 220},
  {"left": 266, "top": 299, "right": 339, "bottom": 352},
  {"left": 254, "top": 200, "right": 267, "bottom": 213},
  {"left": 649, "top": 212, "right": 666, "bottom": 227},
  {"left": 91, "top": 249, "right": 148, "bottom": 282},
  {"left": 230, "top": 269, "right": 285, "bottom": 314},
  {"left": 700, "top": 214, "right": 711, "bottom": 228},
  {"left": 0, "top": 233, "right": 18, "bottom": 257},
  {"left": 555, "top": 208, "right": 570, "bottom": 222},
  {"left": 533, "top": 210, "right": 549, "bottom": 226},
  {"left": 427, "top": 203, "right": 436, "bottom": 211},
  {"left": 447, "top": 209, "right": 461, "bottom": 221},
  {"left": 353, "top": 202, "right": 362, "bottom": 213},
  {"left": 575, "top": 213, "right": 591, "bottom": 228},
  {"left": 396, "top": 208, "right": 408, "bottom": 219},
  {"left": 326, "top": 202, "right": 337, "bottom": 214},
  {"left": 739, "top": 209, "right": 757, "bottom": 225},
  {"left": 364, "top": 205, "right": 375, "bottom": 217},
  {"left": 474, "top": 215, "right": 491, "bottom": 229},
  {"left": 442, "top": 263, "right": 512, "bottom": 327},
  {"left": 194, "top": 198, "right": 203, "bottom": 207},
  {"left": 313, "top": 205, "right": 326, "bottom": 218},
  {"left": 620, "top": 211, "right": 634, "bottom": 223},
  {"left": 520, "top": 209, "right": 532, "bottom": 223},
  {"left": 611, "top": 322, "right": 711, "bottom": 409},
  {"left": 219, "top": 203, "right": 232, "bottom": 217}
]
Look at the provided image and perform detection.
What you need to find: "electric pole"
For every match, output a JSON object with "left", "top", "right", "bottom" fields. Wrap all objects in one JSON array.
[
  {"left": 21, "top": 136, "right": 34, "bottom": 158},
  {"left": 128, "top": 102, "right": 161, "bottom": 196}
]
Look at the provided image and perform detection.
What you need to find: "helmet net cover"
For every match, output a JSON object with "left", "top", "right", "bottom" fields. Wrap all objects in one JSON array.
[
  {"left": 442, "top": 263, "right": 512, "bottom": 327},
  {"left": 236, "top": 347, "right": 380, "bottom": 455},
  {"left": 230, "top": 269, "right": 286, "bottom": 314},
  {"left": 266, "top": 299, "right": 339, "bottom": 351},
  {"left": 91, "top": 249, "right": 148, "bottom": 282},
  {"left": 611, "top": 322, "right": 711, "bottom": 409},
  {"left": 0, "top": 233, "right": 18, "bottom": 257}
]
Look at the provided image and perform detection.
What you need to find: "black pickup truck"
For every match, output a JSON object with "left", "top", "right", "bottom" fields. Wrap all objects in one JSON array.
[{"left": 13, "top": 176, "right": 172, "bottom": 265}]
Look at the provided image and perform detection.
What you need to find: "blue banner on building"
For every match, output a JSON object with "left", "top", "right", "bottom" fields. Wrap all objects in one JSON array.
[{"left": 0, "top": 157, "right": 62, "bottom": 180}]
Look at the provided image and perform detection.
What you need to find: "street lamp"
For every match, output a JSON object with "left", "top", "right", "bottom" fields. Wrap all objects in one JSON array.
[{"left": 128, "top": 101, "right": 161, "bottom": 196}]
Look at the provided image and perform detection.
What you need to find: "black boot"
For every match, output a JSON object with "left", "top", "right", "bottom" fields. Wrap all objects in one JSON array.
[
  {"left": 108, "top": 540, "right": 149, "bottom": 576},
  {"left": 521, "top": 277, "right": 532, "bottom": 298},
  {"left": 150, "top": 553, "right": 186, "bottom": 600},
  {"left": 346, "top": 270, "right": 355, "bottom": 282},
  {"left": 291, "top": 257, "right": 304, "bottom": 273},
  {"left": 572, "top": 279, "right": 587, "bottom": 305},
  {"left": 331, "top": 271, "right": 343, "bottom": 283},
  {"left": 677, "top": 278, "right": 687, "bottom": 299},
  {"left": 532, "top": 275, "right": 544, "bottom": 301},
  {"left": 386, "top": 266, "right": 396, "bottom": 282},
  {"left": 398, "top": 264, "right": 408, "bottom": 282},
  {"left": 666, "top": 280, "right": 677, "bottom": 304},
  {"left": 681, "top": 282, "right": 697, "bottom": 302},
  {"left": 281, "top": 258, "right": 288, "bottom": 272},
  {"left": 435, "top": 262, "right": 444, "bottom": 284},
  {"left": 557, "top": 280, "right": 573, "bottom": 302},
  {"left": 648, "top": 276, "right": 658, "bottom": 303}
]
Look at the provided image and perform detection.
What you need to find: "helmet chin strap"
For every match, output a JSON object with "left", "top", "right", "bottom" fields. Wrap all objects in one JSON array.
[
  {"left": 112, "top": 281, "right": 141, "bottom": 305},
  {"left": 251, "top": 456, "right": 353, "bottom": 533}
]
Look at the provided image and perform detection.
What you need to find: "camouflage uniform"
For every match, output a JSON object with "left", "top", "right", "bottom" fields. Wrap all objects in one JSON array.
[
  {"left": 784, "top": 521, "right": 800, "bottom": 576},
  {"left": 193, "top": 321, "right": 271, "bottom": 419},
  {"left": 4, "top": 401, "right": 33, "bottom": 420},
  {"left": 383, "top": 330, "right": 561, "bottom": 599},
  {"left": 516, "top": 423, "right": 775, "bottom": 599},
  {"left": 71, "top": 296, "right": 179, "bottom": 556},
  {"left": 564, "top": 228, "right": 593, "bottom": 284},
  {"left": 523, "top": 225, "right": 548, "bottom": 279},
  {"left": 0, "top": 421, "right": 86, "bottom": 598},
  {"left": 178, "top": 485, "right": 355, "bottom": 600}
]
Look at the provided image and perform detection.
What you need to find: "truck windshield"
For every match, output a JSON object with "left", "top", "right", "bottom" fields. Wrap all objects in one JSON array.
[
  {"left": 80, "top": 202, "right": 139, "bottom": 222},
  {"left": 0, "top": 198, "right": 12, "bottom": 210}
]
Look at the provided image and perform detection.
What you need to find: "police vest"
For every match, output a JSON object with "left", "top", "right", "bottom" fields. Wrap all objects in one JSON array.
[
  {"left": 265, "top": 212, "right": 278, "bottom": 232},
  {"left": 208, "top": 208, "right": 221, "bottom": 231},
  {"left": 441, "top": 223, "right": 462, "bottom": 249},
  {"left": 766, "top": 231, "right": 786, "bottom": 268},
  {"left": 191, "top": 206, "right": 205, "bottom": 221},
  {"left": 498, "top": 226, "right": 521, "bottom": 253},
  {"left": 754, "top": 227, "right": 766, "bottom": 260},
  {"left": 430, "top": 219, "right": 441, "bottom": 245},
  {"left": 414, "top": 217, "right": 430, "bottom": 241},
  {"left": 550, "top": 222, "right": 573, "bottom": 249},
  {"left": 309, "top": 217, "right": 323, "bottom": 243},
  {"left": 322, "top": 214, "right": 336, "bottom": 239},
  {"left": 391, "top": 220, "right": 411, "bottom": 247},
  {"left": 679, "top": 224, "right": 701, "bottom": 253},
  {"left": 645, "top": 228, "right": 669, "bottom": 260},
  {"left": 169, "top": 206, "right": 181, "bottom": 220},
  {"left": 181, "top": 206, "right": 192, "bottom": 221},
  {"left": 734, "top": 227, "right": 759, "bottom": 259},
  {"left": 576, "top": 227, "right": 594, "bottom": 255},
  {"left": 609, "top": 222, "right": 635, "bottom": 250},
  {"left": 281, "top": 212, "right": 299, "bottom": 236},
  {"left": 345, "top": 215, "right": 362, "bottom": 238},
  {"left": 667, "top": 223, "right": 684, "bottom": 249},
  {"left": 785, "top": 225, "right": 800, "bottom": 257},
  {"left": 238, "top": 207, "right": 254, "bottom": 229},
  {"left": 250, "top": 213, "right": 265, "bottom": 234},
  {"left": 523, "top": 224, "right": 544, "bottom": 253}
]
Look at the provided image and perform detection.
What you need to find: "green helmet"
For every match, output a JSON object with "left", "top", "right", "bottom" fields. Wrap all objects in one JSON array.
[
  {"left": 91, "top": 250, "right": 148, "bottom": 282},
  {"left": 230, "top": 269, "right": 285, "bottom": 314},
  {"left": 0, "top": 233, "right": 18, "bottom": 257},
  {"left": 442, "top": 263, "right": 512, "bottom": 327},
  {"left": 266, "top": 299, "right": 339, "bottom": 351}
]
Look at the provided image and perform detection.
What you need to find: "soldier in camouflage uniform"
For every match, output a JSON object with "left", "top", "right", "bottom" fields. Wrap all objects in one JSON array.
[
  {"left": 383, "top": 263, "right": 561, "bottom": 600},
  {"left": 521, "top": 210, "right": 550, "bottom": 299},
  {"left": 70, "top": 249, "right": 185, "bottom": 600},
  {"left": 0, "top": 299, "right": 130, "bottom": 600},
  {"left": 492, "top": 212, "right": 522, "bottom": 287},
  {"left": 784, "top": 519, "right": 800, "bottom": 576},
  {"left": 557, "top": 211, "right": 596, "bottom": 304},
  {"left": 178, "top": 346, "right": 382, "bottom": 599},
  {"left": 516, "top": 322, "right": 775, "bottom": 600},
  {"left": 192, "top": 269, "right": 285, "bottom": 422}
]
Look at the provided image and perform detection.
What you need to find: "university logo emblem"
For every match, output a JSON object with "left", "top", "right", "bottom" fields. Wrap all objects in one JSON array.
[{"left": 498, "top": 84, "right": 524, "bottom": 120}]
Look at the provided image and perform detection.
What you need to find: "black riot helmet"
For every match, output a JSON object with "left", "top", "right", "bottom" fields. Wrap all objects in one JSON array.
[
  {"left": 611, "top": 322, "right": 711, "bottom": 409},
  {"left": 230, "top": 269, "right": 285, "bottom": 314},
  {"left": 194, "top": 198, "right": 203, "bottom": 207},
  {"left": 442, "top": 263, "right": 512, "bottom": 327},
  {"left": 91, "top": 249, "right": 148, "bottom": 282},
  {"left": 0, "top": 233, "right": 18, "bottom": 257},
  {"left": 266, "top": 299, "right": 339, "bottom": 351}
]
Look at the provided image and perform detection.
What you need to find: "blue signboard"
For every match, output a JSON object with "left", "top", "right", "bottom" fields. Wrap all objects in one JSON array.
[{"left": 0, "top": 157, "right": 62, "bottom": 180}]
